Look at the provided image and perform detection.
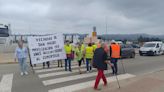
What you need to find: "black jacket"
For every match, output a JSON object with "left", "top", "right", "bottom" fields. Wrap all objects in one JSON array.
[{"left": 93, "top": 47, "right": 108, "bottom": 70}]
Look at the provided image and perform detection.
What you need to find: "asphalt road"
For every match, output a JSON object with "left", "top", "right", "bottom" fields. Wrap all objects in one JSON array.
[{"left": 0, "top": 54, "right": 164, "bottom": 92}]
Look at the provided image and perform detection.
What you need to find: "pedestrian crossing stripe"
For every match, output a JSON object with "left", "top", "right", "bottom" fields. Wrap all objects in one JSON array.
[
  {"left": 38, "top": 68, "right": 89, "bottom": 78},
  {"left": 0, "top": 73, "right": 13, "bottom": 92},
  {"left": 43, "top": 70, "right": 112, "bottom": 86},
  {"left": 35, "top": 65, "right": 85, "bottom": 73},
  {"left": 34, "top": 63, "right": 135, "bottom": 92},
  {"left": 33, "top": 61, "right": 79, "bottom": 70},
  {"left": 48, "top": 73, "right": 135, "bottom": 92}
]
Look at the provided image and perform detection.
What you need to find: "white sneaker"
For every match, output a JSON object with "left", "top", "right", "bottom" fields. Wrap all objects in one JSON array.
[
  {"left": 21, "top": 72, "right": 24, "bottom": 76},
  {"left": 24, "top": 72, "right": 28, "bottom": 75}
]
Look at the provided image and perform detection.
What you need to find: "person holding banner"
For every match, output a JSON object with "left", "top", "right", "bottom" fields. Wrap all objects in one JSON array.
[
  {"left": 15, "top": 40, "right": 28, "bottom": 76},
  {"left": 93, "top": 43, "right": 113, "bottom": 90},
  {"left": 58, "top": 60, "right": 63, "bottom": 67},
  {"left": 64, "top": 41, "right": 72, "bottom": 72},
  {"left": 43, "top": 61, "right": 50, "bottom": 69},
  {"left": 84, "top": 43, "right": 94, "bottom": 73},
  {"left": 75, "top": 43, "right": 83, "bottom": 74}
]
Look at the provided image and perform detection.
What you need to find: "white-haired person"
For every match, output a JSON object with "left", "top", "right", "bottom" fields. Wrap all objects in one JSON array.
[
  {"left": 93, "top": 42, "right": 113, "bottom": 90},
  {"left": 15, "top": 40, "right": 28, "bottom": 76}
]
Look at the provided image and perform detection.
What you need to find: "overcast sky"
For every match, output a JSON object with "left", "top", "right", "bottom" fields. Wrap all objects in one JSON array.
[{"left": 0, "top": 0, "right": 164, "bottom": 35}]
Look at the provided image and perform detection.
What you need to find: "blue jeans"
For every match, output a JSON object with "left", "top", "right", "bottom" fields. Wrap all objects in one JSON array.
[
  {"left": 86, "top": 58, "right": 92, "bottom": 71},
  {"left": 65, "top": 57, "right": 72, "bottom": 71},
  {"left": 18, "top": 58, "right": 27, "bottom": 73},
  {"left": 111, "top": 58, "right": 118, "bottom": 74}
]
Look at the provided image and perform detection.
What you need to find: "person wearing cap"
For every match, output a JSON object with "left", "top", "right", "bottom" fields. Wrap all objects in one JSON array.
[
  {"left": 64, "top": 41, "right": 72, "bottom": 72},
  {"left": 110, "top": 40, "right": 121, "bottom": 75},
  {"left": 93, "top": 43, "right": 113, "bottom": 90}
]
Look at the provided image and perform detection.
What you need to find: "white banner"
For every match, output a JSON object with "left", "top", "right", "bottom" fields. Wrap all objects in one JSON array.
[{"left": 28, "top": 34, "right": 66, "bottom": 64}]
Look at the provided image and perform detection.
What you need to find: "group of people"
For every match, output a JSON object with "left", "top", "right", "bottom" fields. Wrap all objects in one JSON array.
[
  {"left": 64, "top": 40, "right": 122, "bottom": 90},
  {"left": 14, "top": 39, "right": 122, "bottom": 90}
]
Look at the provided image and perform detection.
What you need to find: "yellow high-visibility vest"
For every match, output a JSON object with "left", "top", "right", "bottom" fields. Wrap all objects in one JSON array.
[
  {"left": 64, "top": 44, "right": 72, "bottom": 54},
  {"left": 92, "top": 44, "right": 97, "bottom": 51},
  {"left": 81, "top": 44, "right": 85, "bottom": 51},
  {"left": 85, "top": 46, "right": 94, "bottom": 59}
]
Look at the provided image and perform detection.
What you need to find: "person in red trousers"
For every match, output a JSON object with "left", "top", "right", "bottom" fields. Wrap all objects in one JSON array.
[{"left": 93, "top": 43, "right": 112, "bottom": 90}]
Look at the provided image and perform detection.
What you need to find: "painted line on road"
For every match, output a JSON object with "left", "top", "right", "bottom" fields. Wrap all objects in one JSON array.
[
  {"left": 48, "top": 73, "right": 136, "bottom": 92},
  {"left": 43, "top": 70, "right": 111, "bottom": 86},
  {"left": 35, "top": 65, "right": 85, "bottom": 73},
  {"left": 0, "top": 74, "right": 13, "bottom": 92},
  {"left": 33, "top": 62, "right": 79, "bottom": 70},
  {"left": 33, "top": 62, "right": 78, "bottom": 70},
  {"left": 39, "top": 68, "right": 89, "bottom": 78}
]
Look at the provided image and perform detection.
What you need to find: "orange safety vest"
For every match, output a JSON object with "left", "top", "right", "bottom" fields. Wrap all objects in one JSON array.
[{"left": 111, "top": 44, "right": 121, "bottom": 58}]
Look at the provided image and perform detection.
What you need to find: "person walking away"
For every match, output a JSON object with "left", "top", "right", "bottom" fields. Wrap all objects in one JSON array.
[
  {"left": 93, "top": 43, "right": 112, "bottom": 90},
  {"left": 75, "top": 43, "right": 83, "bottom": 74},
  {"left": 84, "top": 43, "right": 94, "bottom": 72},
  {"left": 110, "top": 40, "right": 121, "bottom": 75},
  {"left": 15, "top": 40, "right": 28, "bottom": 76},
  {"left": 64, "top": 41, "right": 72, "bottom": 72}
]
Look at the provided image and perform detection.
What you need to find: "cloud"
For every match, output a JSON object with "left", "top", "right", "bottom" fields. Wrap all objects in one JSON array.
[{"left": 0, "top": 0, "right": 163, "bottom": 35}]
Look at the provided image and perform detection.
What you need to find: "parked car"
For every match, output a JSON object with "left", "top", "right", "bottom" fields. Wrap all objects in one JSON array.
[
  {"left": 121, "top": 44, "right": 136, "bottom": 58},
  {"left": 131, "top": 44, "right": 140, "bottom": 48},
  {"left": 139, "top": 41, "right": 164, "bottom": 56}
]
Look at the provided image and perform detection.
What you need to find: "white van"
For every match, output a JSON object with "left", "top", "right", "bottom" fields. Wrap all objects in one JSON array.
[{"left": 139, "top": 41, "right": 164, "bottom": 56}]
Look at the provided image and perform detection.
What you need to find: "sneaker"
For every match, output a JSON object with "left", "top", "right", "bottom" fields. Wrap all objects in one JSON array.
[
  {"left": 24, "top": 72, "right": 28, "bottom": 75},
  {"left": 20, "top": 72, "right": 24, "bottom": 76}
]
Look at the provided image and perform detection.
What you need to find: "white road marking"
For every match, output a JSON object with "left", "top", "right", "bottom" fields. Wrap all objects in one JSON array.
[
  {"left": 43, "top": 70, "right": 111, "bottom": 86},
  {"left": 35, "top": 65, "right": 85, "bottom": 73},
  {"left": 0, "top": 74, "right": 13, "bottom": 92},
  {"left": 33, "top": 62, "right": 79, "bottom": 70},
  {"left": 48, "top": 73, "right": 135, "bottom": 92},
  {"left": 39, "top": 68, "right": 89, "bottom": 78}
]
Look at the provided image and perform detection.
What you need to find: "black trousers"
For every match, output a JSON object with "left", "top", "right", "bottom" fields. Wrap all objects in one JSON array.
[
  {"left": 43, "top": 61, "right": 50, "bottom": 68},
  {"left": 111, "top": 58, "right": 118, "bottom": 74},
  {"left": 58, "top": 60, "right": 63, "bottom": 67}
]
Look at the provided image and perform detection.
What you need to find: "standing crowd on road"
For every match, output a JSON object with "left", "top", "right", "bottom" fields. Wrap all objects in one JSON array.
[{"left": 14, "top": 39, "right": 122, "bottom": 90}]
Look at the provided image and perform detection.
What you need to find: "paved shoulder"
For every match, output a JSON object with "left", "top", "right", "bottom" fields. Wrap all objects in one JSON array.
[{"left": 0, "top": 73, "right": 13, "bottom": 92}]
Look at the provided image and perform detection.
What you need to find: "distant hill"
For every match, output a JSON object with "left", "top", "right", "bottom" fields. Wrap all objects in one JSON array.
[{"left": 98, "top": 34, "right": 164, "bottom": 41}]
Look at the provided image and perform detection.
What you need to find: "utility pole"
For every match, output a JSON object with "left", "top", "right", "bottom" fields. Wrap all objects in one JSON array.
[{"left": 105, "top": 16, "right": 108, "bottom": 34}]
